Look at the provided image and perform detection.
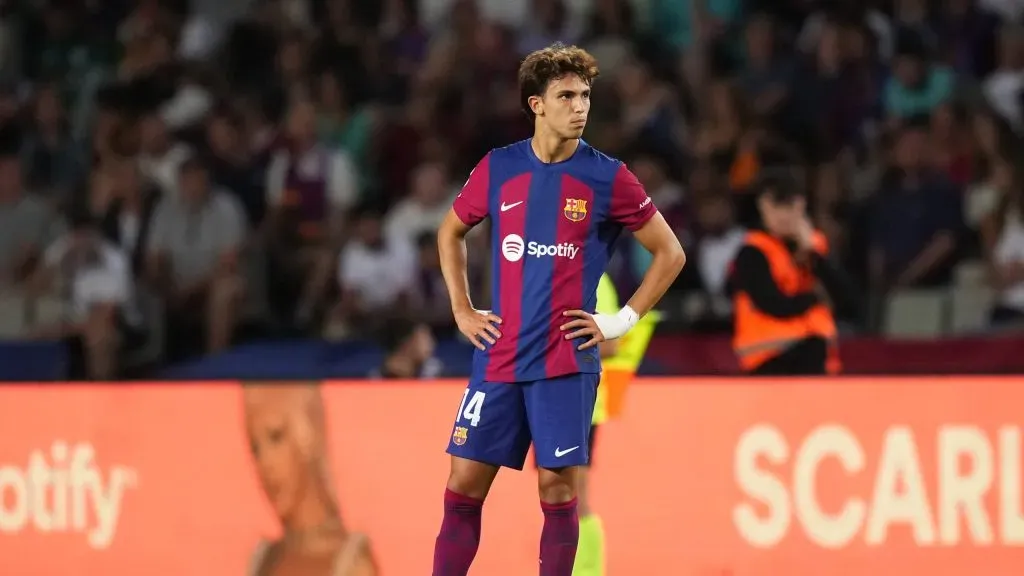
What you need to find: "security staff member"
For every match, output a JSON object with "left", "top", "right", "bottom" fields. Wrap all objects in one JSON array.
[{"left": 731, "top": 175, "right": 858, "bottom": 375}]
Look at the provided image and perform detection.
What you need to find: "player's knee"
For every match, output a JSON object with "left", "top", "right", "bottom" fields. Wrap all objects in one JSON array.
[
  {"left": 537, "top": 468, "right": 577, "bottom": 504},
  {"left": 445, "top": 457, "right": 495, "bottom": 501},
  {"left": 445, "top": 474, "right": 489, "bottom": 501}
]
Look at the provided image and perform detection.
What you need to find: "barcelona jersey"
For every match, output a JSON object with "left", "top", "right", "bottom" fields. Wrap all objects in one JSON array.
[{"left": 453, "top": 139, "right": 657, "bottom": 383}]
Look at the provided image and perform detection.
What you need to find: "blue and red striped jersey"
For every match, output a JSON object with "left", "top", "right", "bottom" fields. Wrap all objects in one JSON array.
[{"left": 453, "top": 139, "right": 658, "bottom": 383}]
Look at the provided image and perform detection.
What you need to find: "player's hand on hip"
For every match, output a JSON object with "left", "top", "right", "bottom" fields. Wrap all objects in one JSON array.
[
  {"left": 561, "top": 306, "right": 640, "bottom": 350},
  {"left": 454, "top": 308, "right": 503, "bottom": 350},
  {"left": 560, "top": 310, "right": 606, "bottom": 350}
]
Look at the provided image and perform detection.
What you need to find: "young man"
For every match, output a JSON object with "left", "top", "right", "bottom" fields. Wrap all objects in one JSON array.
[{"left": 432, "top": 43, "right": 686, "bottom": 576}]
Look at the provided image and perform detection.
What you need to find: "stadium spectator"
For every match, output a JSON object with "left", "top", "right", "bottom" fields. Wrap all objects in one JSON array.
[
  {"left": 409, "top": 230, "right": 453, "bottom": 333},
  {"left": 314, "top": 68, "right": 376, "bottom": 192},
  {"left": 884, "top": 34, "right": 955, "bottom": 121},
  {"left": 370, "top": 316, "right": 442, "bottom": 379},
  {"left": 0, "top": 142, "right": 64, "bottom": 288},
  {"left": 869, "top": 122, "right": 963, "bottom": 290},
  {"left": 21, "top": 83, "right": 84, "bottom": 207},
  {"left": 334, "top": 204, "right": 415, "bottom": 334},
  {"left": 146, "top": 156, "right": 247, "bottom": 359},
  {"left": 517, "top": 0, "right": 580, "bottom": 57},
  {"left": 137, "top": 112, "right": 192, "bottom": 198},
  {"left": 695, "top": 193, "right": 746, "bottom": 301},
  {"left": 93, "top": 157, "right": 160, "bottom": 276},
  {"left": 982, "top": 165, "right": 1024, "bottom": 325},
  {"left": 741, "top": 13, "right": 796, "bottom": 122},
  {"left": 204, "top": 108, "right": 266, "bottom": 227},
  {"left": 28, "top": 207, "right": 141, "bottom": 380},
  {"left": 940, "top": 0, "right": 1000, "bottom": 78},
  {"left": 266, "top": 98, "right": 357, "bottom": 327},
  {"left": 929, "top": 102, "right": 974, "bottom": 185},
  {"left": 982, "top": 23, "right": 1024, "bottom": 129},
  {"left": 383, "top": 160, "right": 455, "bottom": 246}
]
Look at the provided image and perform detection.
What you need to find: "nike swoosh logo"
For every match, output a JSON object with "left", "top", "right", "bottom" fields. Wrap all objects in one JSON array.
[
  {"left": 500, "top": 201, "right": 523, "bottom": 212},
  {"left": 554, "top": 446, "right": 579, "bottom": 458}
]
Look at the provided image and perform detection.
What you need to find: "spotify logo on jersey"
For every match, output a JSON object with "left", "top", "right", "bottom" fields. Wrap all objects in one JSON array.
[
  {"left": 501, "top": 234, "right": 580, "bottom": 262},
  {"left": 501, "top": 234, "right": 526, "bottom": 262}
]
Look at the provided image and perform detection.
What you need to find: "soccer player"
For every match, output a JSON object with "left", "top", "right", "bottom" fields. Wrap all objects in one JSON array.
[{"left": 432, "top": 43, "right": 686, "bottom": 576}]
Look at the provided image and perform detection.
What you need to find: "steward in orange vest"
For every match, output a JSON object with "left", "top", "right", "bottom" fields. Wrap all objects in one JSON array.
[{"left": 730, "top": 176, "right": 858, "bottom": 375}]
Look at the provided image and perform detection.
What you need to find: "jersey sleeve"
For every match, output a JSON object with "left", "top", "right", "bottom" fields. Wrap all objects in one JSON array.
[
  {"left": 452, "top": 153, "right": 491, "bottom": 227},
  {"left": 610, "top": 163, "right": 657, "bottom": 231}
]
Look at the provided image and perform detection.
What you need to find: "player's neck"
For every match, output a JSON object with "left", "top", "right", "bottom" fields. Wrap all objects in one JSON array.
[{"left": 530, "top": 132, "right": 579, "bottom": 164}]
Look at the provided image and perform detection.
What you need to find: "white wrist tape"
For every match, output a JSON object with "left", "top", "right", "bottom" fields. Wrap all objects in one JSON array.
[{"left": 593, "top": 305, "right": 640, "bottom": 340}]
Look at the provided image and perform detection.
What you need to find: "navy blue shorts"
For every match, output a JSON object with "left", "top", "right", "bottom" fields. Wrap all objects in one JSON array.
[{"left": 446, "top": 372, "right": 599, "bottom": 470}]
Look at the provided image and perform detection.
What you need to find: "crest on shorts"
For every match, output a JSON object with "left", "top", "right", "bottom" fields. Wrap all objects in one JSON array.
[
  {"left": 564, "top": 198, "right": 588, "bottom": 222},
  {"left": 452, "top": 426, "right": 468, "bottom": 446}
]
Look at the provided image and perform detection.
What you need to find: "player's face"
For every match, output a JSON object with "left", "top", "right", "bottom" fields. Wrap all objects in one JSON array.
[
  {"left": 245, "top": 393, "right": 310, "bottom": 523},
  {"left": 536, "top": 74, "right": 591, "bottom": 139}
]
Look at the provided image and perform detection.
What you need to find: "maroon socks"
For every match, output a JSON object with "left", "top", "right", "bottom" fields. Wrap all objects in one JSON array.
[
  {"left": 432, "top": 489, "right": 483, "bottom": 576},
  {"left": 432, "top": 490, "right": 580, "bottom": 576},
  {"left": 539, "top": 498, "right": 579, "bottom": 575}
]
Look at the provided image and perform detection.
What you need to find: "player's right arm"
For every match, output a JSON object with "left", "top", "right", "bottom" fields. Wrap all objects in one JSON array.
[{"left": 438, "top": 153, "right": 502, "bottom": 350}]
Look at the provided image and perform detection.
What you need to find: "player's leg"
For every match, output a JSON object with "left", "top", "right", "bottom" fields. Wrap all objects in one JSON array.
[
  {"left": 433, "top": 380, "right": 531, "bottom": 576},
  {"left": 527, "top": 373, "right": 599, "bottom": 576},
  {"left": 573, "top": 425, "right": 604, "bottom": 576}
]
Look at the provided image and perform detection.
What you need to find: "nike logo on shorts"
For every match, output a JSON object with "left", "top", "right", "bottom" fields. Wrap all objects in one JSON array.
[{"left": 554, "top": 446, "right": 579, "bottom": 458}]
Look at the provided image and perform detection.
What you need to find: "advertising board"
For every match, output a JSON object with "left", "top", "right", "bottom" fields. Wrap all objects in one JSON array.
[{"left": 0, "top": 378, "right": 1021, "bottom": 575}]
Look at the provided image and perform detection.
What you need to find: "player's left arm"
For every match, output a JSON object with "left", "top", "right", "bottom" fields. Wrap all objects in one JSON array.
[
  {"left": 615, "top": 163, "right": 685, "bottom": 314},
  {"left": 562, "top": 165, "right": 685, "bottom": 348},
  {"left": 626, "top": 216, "right": 686, "bottom": 316}
]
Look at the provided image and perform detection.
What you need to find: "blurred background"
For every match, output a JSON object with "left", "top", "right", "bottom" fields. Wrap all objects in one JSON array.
[{"left": 0, "top": 0, "right": 1023, "bottom": 380}]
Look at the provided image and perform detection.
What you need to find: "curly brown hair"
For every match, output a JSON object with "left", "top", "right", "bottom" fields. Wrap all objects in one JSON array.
[{"left": 518, "top": 43, "right": 600, "bottom": 120}]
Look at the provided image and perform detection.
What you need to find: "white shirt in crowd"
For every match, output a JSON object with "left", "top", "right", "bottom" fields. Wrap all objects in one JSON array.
[
  {"left": 994, "top": 212, "right": 1024, "bottom": 311},
  {"left": 265, "top": 145, "right": 358, "bottom": 211},
  {"left": 384, "top": 191, "right": 455, "bottom": 245},
  {"left": 983, "top": 67, "right": 1024, "bottom": 130},
  {"left": 139, "top": 143, "right": 193, "bottom": 198},
  {"left": 43, "top": 236, "right": 141, "bottom": 326},
  {"left": 338, "top": 237, "right": 416, "bottom": 310},
  {"left": 698, "top": 227, "right": 747, "bottom": 296},
  {"left": 160, "top": 84, "right": 214, "bottom": 130},
  {"left": 980, "top": 0, "right": 1024, "bottom": 21}
]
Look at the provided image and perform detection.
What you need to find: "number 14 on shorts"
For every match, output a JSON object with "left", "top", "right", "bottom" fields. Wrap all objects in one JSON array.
[{"left": 457, "top": 389, "right": 486, "bottom": 427}]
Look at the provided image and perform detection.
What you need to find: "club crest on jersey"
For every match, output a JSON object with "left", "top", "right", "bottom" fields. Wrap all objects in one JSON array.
[
  {"left": 452, "top": 426, "right": 468, "bottom": 446},
  {"left": 563, "top": 198, "right": 588, "bottom": 222}
]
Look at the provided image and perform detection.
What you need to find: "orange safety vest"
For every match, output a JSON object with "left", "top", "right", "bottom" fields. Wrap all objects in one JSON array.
[{"left": 732, "top": 230, "right": 841, "bottom": 374}]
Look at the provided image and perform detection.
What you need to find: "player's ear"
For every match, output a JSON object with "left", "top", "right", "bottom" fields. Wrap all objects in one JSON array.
[{"left": 528, "top": 94, "right": 544, "bottom": 117}]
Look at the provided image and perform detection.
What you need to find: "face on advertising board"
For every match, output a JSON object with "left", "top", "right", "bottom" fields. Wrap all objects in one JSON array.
[{"left": 0, "top": 378, "right": 1023, "bottom": 575}]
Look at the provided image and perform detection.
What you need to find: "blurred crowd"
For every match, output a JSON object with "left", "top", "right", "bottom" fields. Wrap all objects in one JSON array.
[{"left": 1, "top": 0, "right": 1024, "bottom": 378}]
